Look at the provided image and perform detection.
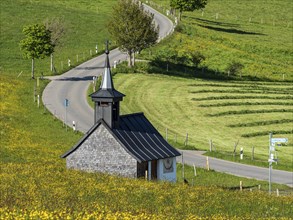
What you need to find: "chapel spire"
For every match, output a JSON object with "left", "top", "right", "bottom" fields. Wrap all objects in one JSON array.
[
  {"left": 90, "top": 40, "right": 125, "bottom": 128},
  {"left": 100, "top": 40, "right": 114, "bottom": 90}
]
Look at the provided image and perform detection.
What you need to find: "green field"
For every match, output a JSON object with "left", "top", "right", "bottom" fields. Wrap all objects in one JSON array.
[
  {"left": 140, "top": 0, "right": 293, "bottom": 81},
  {"left": 113, "top": 73, "right": 292, "bottom": 170},
  {"left": 1, "top": 0, "right": 293, "bottom": 218},
  {"left": 0, "top": 0, "right": 115, "bottom": 77}
]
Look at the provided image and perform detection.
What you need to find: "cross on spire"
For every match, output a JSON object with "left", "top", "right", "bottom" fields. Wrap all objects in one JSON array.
[{"left": 100, "top": 40, "right": 113, "bottom": 90}]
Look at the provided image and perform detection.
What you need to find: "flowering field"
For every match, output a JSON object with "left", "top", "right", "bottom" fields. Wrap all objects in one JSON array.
[
  {"left": 1, "top": 163, "right": 292, "bottom": 219},
  {"left": 1, "top": 0, "right": 292, "bottom": 219},
  {"left": 1, "top": 75, "right": 292, "bottom": 219},
  {"left": 0, "top": 75, "right": 292, "bottom": 219}
]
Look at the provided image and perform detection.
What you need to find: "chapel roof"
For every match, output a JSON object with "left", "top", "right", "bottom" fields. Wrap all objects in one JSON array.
[{"left": 61, "top": 113, "right": 181, "bottom": 162}]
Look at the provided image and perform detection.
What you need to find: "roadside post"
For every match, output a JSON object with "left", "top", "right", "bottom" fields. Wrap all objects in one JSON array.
[
  {"left": 268, "top": 133, "right": 288, "bottom": 194},
  {"left": 93, "top": 76, "right": 96, "bottom": 92},
  {"left": 37, "top": 95, "right": 40, "bottom": 108},
  {"left": 73, "top": 121, "right": 76, "bottom": 132},
  {"left": 240, "top": 147, "right": 243, "bottom": 160},
  {"left": 64, "top": 99, "right": 69, "bottom": 131}
]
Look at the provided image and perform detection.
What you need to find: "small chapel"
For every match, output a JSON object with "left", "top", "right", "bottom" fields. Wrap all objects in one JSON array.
[{"left": 61, "top": 43, "right": 181, "bottom": 182}]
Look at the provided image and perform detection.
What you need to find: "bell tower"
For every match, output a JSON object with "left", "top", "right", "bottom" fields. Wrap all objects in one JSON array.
[{"left": 90, "top": 41, "right": 125, "bottom": 128}]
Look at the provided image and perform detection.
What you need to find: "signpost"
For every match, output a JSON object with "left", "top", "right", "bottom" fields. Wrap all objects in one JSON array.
[
  {"left": 268, "top": 133, "right": 288, "bottom": 194},
  {"left": 271, "top": 138, "right": 288, "bottom": 146},
  {"left": 64, "top": 99, "right": 69, "bottom": 131}
]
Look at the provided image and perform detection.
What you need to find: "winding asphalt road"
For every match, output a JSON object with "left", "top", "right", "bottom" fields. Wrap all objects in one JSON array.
[
  {"left": 42, "top": 4, "right": 173, "bottom": 133},
  {"left": 42, "top": 4, "right": 292, "bottom": 187}
]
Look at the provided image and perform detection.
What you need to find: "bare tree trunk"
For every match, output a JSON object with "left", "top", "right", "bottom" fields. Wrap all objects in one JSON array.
[
  {"left": 31, "top": 58, "right": 35, "bottom": 79},
  {"left": 179, "top": 10, "right": 182, "bottom": 21},
  {"left": 50, "top": 53, "right": 53, "bottom": 72},
  {"left": 128, "top": 51, "right": 132, "bottom": 67},
  {"left": 132, "top": 51, "right": 135, "bottom": 66}
]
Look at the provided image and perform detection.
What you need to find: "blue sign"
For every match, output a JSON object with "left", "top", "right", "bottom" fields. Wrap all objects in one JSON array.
[
  {"left": 271, "top": 138, "right": 288, "bottom": 143},
  {"left": 64, "top": 99, "right": 69, "bottom": 107}
]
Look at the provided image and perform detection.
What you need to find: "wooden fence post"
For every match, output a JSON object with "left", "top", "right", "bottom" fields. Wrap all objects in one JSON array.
[
  {"left": 233, "top": 140, "right": 239, "bottom": 157},
  {"left": 182, "top": 151, "right": 185, "bottom": 180},
  {"left": 206, "top": 156, "right": 210, "bottom": 171},
  {"left": 193, "top": 164, "right": 197, "bottom": 176},
  {"left": 209, "top": 139, "right": 213, "bottom": 152},
  {"left": 240, "top": 181, "right": 243, "bottom": 191}
]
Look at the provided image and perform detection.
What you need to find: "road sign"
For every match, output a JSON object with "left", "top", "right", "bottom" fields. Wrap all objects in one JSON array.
[
  {"left": 271, "top": 138, "right": 288, "bottom": 143},
  {"left": 64, "top": 99, "right": 69, "bottom": 107}
]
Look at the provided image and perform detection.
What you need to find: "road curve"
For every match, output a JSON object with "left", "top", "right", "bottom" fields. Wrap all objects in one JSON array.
[
  {"left": 42, "top": 4, "right": 293, "bottom": 187},
  {"left": 178, "top": 150, "right": 293, "bottom": 187},
  {"left": 42, "top": 4, "right": 174, "bottom": 133}
]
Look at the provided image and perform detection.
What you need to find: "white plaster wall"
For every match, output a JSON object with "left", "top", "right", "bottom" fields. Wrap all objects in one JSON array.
[{"left": 157, "top": 157, "right": 177, "bottom": 182}]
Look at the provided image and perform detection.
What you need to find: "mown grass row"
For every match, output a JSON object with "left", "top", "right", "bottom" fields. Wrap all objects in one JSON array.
[
  {"left": 192, "top": 95, "right": 293, "bottom": 101},
  {"left": 228, "top": 119, "right": 293, "bottom": 128},
  {"left": 199, "top": 102, "right": 293, "bottom": 107},
  {"left": 242, "top": 129, "right": 293, "bottom": 138},
  {"left": 206, "top": 109, "right": 293, "bottom": 117},
  {"left": 190, "top": 89, "right": 292, "bottom": 95},
  {"left": 188, "top": 83, "right": 293, "bottom": 88}
]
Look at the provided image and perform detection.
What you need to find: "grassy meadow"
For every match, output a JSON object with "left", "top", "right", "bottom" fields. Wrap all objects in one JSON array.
[
  {"left": 0, "top": 0, "right": 116, "bottom": 77},
  {"left": 1, "top": 0, "right": 293, "bottom": 218},
  {"left": 141, "top": 0, "right": 293, "bottom": 81},
  {"left": 114, "top": 73, "right": 293, "bottom": 171}
]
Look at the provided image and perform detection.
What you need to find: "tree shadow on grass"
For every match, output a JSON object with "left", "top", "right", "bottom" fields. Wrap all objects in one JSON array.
[
  {"left": 197, "top": 23, "right": 266, "bottom": 36},
  {"left": 190, "top": 17, "right": 240, "bottom": 28},
  {"left": 146, "top": 60, "right": 263, "bottom": 81},
  {"left": 118, "top": 60, "right": 266, "bottom": 82},
  {"left": 187, "top": 17, "right": 266, "bottom": 35}
]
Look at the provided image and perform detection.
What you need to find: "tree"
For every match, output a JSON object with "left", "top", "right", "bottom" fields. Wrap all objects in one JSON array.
[
  {"left": 226, "top": 61, "right": 244, "bottom": 77},
  {"left": 20, "top": 24, "right": 54, "bottom": 79},
  {"left": 170, "top": 0, "right": 207, "bottom": 21},
  {"left": 44, "top": 17, "right": 66, "bottom": 72},
  {"left": 108, "top": 0, "right": 159, "bottom": 67}
]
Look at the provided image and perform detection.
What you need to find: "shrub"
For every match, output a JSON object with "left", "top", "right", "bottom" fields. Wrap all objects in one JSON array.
[{"left": 226, "top": 61, "right": 244, "bottom": 76}]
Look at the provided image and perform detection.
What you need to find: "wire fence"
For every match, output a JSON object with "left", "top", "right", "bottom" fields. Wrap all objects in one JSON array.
[{"left": 143, "top": 0, "right": 292, "bottom": 28}]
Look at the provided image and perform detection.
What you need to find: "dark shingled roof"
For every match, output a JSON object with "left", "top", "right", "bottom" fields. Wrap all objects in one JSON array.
[
  {"left": 91, "top": 88, "right": 125, "bottom": 99},
  {"left": 113, "top": 113, "right": 181, "bottom": 162},
  {"left": 61, "top": 113, "right": 181, "bottom": 162}
]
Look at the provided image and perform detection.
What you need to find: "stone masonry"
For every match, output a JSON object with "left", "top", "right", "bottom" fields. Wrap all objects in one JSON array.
[{"left": 66, "top": 124, "right": 137, "bottom": 177}]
